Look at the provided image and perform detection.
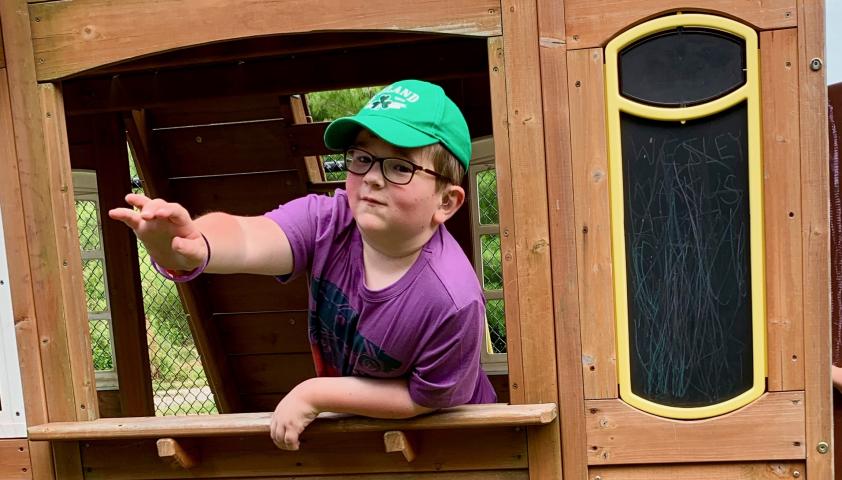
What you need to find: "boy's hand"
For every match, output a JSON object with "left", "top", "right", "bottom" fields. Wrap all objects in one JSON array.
[
  {"left": 270, "top": 385, "right": 320, "bottom": 450},
  {"left": 108, "top": 193, "right": 207, "bottom": 271}
]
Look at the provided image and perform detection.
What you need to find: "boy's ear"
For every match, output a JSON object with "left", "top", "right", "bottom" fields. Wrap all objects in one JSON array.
[{"left": 433, "top": 185, "right": 465, "bottom": 225}]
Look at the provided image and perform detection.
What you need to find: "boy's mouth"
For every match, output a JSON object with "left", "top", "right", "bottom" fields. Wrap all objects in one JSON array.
[{"left": 360, "top": 195, "right": 386, "bottom": 206}]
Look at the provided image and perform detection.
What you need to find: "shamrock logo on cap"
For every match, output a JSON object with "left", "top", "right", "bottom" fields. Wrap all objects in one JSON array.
[{"left": 368, "top": 94, "right": 407, "bottom": 110}]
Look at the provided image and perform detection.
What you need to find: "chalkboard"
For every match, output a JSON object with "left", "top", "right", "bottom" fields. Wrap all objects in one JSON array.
[{"left": 621, "top": 102, "right": 753, "bottom": 408}]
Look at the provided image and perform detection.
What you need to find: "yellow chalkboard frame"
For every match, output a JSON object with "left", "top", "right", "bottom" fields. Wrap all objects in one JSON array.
[{"left": 605, "top": 13, "right": 766, "bottom": 420}]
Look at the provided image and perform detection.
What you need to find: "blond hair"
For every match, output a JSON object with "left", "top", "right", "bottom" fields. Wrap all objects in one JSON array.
[{"left": 415, "top": 142, "right": 466, "bottom": 190}]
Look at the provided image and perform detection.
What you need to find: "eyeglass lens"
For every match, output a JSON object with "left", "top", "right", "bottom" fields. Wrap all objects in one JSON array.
[{"left": 345, "top": 148, "right": 416, "bottom": 185}]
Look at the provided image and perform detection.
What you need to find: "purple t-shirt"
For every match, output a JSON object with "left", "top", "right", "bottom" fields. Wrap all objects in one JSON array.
[{"left": 264, "top": 189, "right": 496, "bottom": 408}]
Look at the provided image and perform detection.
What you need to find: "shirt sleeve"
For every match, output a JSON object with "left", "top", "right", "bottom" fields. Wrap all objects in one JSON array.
[
  {"left": 408, "top": 299, "right": 486, "bottom": 409},
  {"left": 263, "top": 191, "right": 342, "bottom": 282}
]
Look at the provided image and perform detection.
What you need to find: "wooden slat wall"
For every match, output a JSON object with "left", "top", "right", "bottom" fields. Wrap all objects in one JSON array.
[
  {"left": 590, "top": 462, "right": 805, "bottom": 480},
  {"left": 0, "top": 438, "right": 31, "bottom": 480},
  {"left": 760, "top": 29, "right": 805, "bottom": 392},
  {"left": 79, "top": 429, "right": 528, "bottom": 479},
  {"left": 564, "top": 0, "right": 796, "bottom": 49},
  {"left": 29, "top": 0, "right": 502, "bottom": 81},
  {"left": 567, "top": 48, "right": 617, "bottom": 400},
  {"left": 797, "top": 0, "right": 833, "bottom": 477},
  {"left": 586, "top": 392, "right": 806, "bottom": 465},
  {"left": 499, "top": 0, "right": 562, "bottom": 478},
  {"left": 144, "top": 97, "right": 315, "bottom": 411}
]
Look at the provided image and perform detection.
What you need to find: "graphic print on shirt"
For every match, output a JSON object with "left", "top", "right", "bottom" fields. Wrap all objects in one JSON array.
[{"left": 309, "top": 277, "right": 402, "bottom": 377}]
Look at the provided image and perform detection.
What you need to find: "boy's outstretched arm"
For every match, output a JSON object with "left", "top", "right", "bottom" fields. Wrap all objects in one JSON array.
[
  {"left": 270, "top": 377, "right": 434, "bottom": 450},
  {"left": 108, "top": 193, "right": 293, "bottom": 275}
]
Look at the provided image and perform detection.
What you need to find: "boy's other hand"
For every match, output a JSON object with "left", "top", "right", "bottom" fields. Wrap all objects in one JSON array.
[
  {"left": 269, "top": 386, "right": 320, "bottom": 451},
  {"left": 108, "top": 193, "right": 207, "bottom": 271}
]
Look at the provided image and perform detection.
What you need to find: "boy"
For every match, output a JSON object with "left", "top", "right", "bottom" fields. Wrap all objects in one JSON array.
[{"left": 109, "top": 79, "right": 497, "bottom": 451}]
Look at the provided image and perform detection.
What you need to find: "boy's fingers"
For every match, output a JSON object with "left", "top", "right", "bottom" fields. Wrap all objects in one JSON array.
[
  {"left": 139, "top": 198, "right": 167, "bottom": 220},
  {"left": 283, "top": 430, "right": 299, "bottom": 451},
  {"left": 108, "top": 208, "right": 142, "bottom": 230},
  {"left": 124, "top": 193, "right": 150, "bottom": 208}
]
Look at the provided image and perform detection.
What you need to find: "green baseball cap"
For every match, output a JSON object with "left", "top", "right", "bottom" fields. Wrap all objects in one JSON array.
[{"left": 323, "top": 79, "right": 472, "bottom": 169}]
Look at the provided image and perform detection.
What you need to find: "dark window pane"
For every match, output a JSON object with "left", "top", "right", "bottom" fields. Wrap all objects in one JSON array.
[
  {"left": 621, "top": 102, "right": 753, "bottom": 407},
  {"left": 620, "top": 28, "right": 745, "bottom": 107}
]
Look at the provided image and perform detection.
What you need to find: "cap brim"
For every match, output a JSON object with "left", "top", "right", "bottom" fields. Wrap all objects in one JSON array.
[{"left": 324, "top": 115, "right": 438, "bottom": 151}]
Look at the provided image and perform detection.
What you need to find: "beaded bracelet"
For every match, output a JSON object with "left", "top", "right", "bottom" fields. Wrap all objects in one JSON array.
[{"left": 150, "top": 233, "right": 211, "bottom": 283}]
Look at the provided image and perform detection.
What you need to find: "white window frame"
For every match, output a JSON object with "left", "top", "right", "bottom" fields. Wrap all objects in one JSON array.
[
  {"left": 0, "top": 208, "right": 28, "bottom": 437},
  {"left": 73, "top": 170, "right": 119, "bottom": 391},
  {"left": 468, "top": 136, "right": 508, "bottom": 374}
]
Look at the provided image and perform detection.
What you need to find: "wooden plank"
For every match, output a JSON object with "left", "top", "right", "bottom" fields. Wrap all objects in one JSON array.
[
  {"left": 156, "top": 438, "right": 199, "bottom": 469},
  {"left": 567, "top": 48, "right": 617, "bottom": 400},
  {"left": 92, "top": 113, "right": 154, "bottom": 416},
  {"left": 124, "top": 111, "right": 242, "bottom": 413},
  {"left": 589, "top": 462, "right": 805, "bottom": 480},
  {"left": 29, "top": 403, "right": 557, "bottom": 440},
  {"left": 89, "top": 473, "right": 525, "bottom": 480},
  {"left": 1, "top": 0, "right": 80, "bottom": 432},
  {"left": 30, "top": 0, "right": 502, "bottom": 81},
  {"left": 278, "top": 97, "right": 316, "bottom": 189},
  {"left": 797, "top": 0, "right": 833, "bottom": 477},
  {"left": 79, "top": 429, "right": 527, "bottom": 479},
  {"left": 78, "top": 33, "right": 446, "bottom": 77},
  {"left": 51, "top": 442, "right": 83, "bottom": 480},
  {"left": 203, "top": 274, "right": 309, "bottom": 313},
  {"left": 60, "top": 38, "right": 489, "bottom": 115},
  {"left": 228, "top": 353, "right": 316, "bottom": 395},
  {"left": 586, "top": 392, "right": 806, "bottom": 465},
  {"left": 216, "top": 311, "right": 310, "bottom": 355},
  {"left": 536, "top": 1, "right": 589, "bottom": 477},
  {"left": 760, "top": 29, "right": 804, "bottom": 392},
  {"left": 0, "top": 21, "right": 4, "bottom": 69},
  {"left": 499, "top": 1, "right": 562, "bottom": 479},
  {"left": 288, "top": 94, "right": 325, "bottom": 183},
  {"left": 487, "top": 38, "right": 523, "bottom": 404},
  {"left": 564, "top": 0, "right": 796, "bottom": 49},
  {"left": 0, "top": 438, "right": 32, "bottom": 480},
  {"left": 0, "top": 68, "right": 49, "bottom": 430},
  {"left": 150, "top": 95, "right": 287, "bottom": 128},
  {"left": 95, "top": 390, "right": 122, "bottom": 418},
  {"left": 154, "top": 120, "right": 293, "bottom": 178},
  {"left": 39, "top": 83, "right": 99, "bottom": 421},
  {"left": 170, "top": 171, "right": 305, "bottom": 216}
]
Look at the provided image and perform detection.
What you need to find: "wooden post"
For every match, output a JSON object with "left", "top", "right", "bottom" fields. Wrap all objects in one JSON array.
[
  {"left": 797, "top": 0, "right": 833, "bottom": 478},
  {"left": 93, "top": 114, "right": 155, "bottom": 416},
  {"left": 500, "top": 0, "right": 562, "bottom": 478},
  {"left": 157, "top": 438, "right": 200, "bottom": 469}
]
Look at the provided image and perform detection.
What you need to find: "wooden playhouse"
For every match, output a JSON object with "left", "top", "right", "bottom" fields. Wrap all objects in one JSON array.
[{"left": 0, "top": 0, "right": 832, "bottom": 479}]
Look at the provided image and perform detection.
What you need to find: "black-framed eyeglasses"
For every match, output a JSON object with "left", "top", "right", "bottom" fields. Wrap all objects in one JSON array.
[{"left": 344, "top": 147, "right": 451, "bottom": 185}]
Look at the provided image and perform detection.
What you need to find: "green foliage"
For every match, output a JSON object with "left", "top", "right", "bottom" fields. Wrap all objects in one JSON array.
[{"left": 307, "top": 86, "right": 382, "bottom": 122}]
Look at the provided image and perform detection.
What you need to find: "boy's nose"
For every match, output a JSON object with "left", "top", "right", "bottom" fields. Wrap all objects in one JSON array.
[{"left": 362, "top": 161, "right": 386, "bottom": 187}]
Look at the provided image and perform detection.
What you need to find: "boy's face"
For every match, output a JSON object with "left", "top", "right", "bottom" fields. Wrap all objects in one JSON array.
[{"left": 345, "top": 130, "right": 452, "bottom": 245}]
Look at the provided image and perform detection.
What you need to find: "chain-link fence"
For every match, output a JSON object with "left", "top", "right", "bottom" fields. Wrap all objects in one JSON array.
[
  {"left": 476, "top": 169, "right": 506, "bottom": 354},
  {"left": 137, "top": 244, "right": 217, "bottom": 415}
]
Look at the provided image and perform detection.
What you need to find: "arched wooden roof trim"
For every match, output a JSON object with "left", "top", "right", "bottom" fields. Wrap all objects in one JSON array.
[{"left": 29, "top": 0, "right": 503, "bottom": 81}]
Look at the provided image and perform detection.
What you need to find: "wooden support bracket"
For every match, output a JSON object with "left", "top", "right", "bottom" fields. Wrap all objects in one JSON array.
[
  {"left": 384, "top": 430, "right": 416, "bottom": 462},
  {"left": 156, "top": 438, "right": 199, "bottom": 469}
]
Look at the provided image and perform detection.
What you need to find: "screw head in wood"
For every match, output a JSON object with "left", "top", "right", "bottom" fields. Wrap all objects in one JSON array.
[{"left": 810, "top": 58, "right": 823, "bottom": 71}]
